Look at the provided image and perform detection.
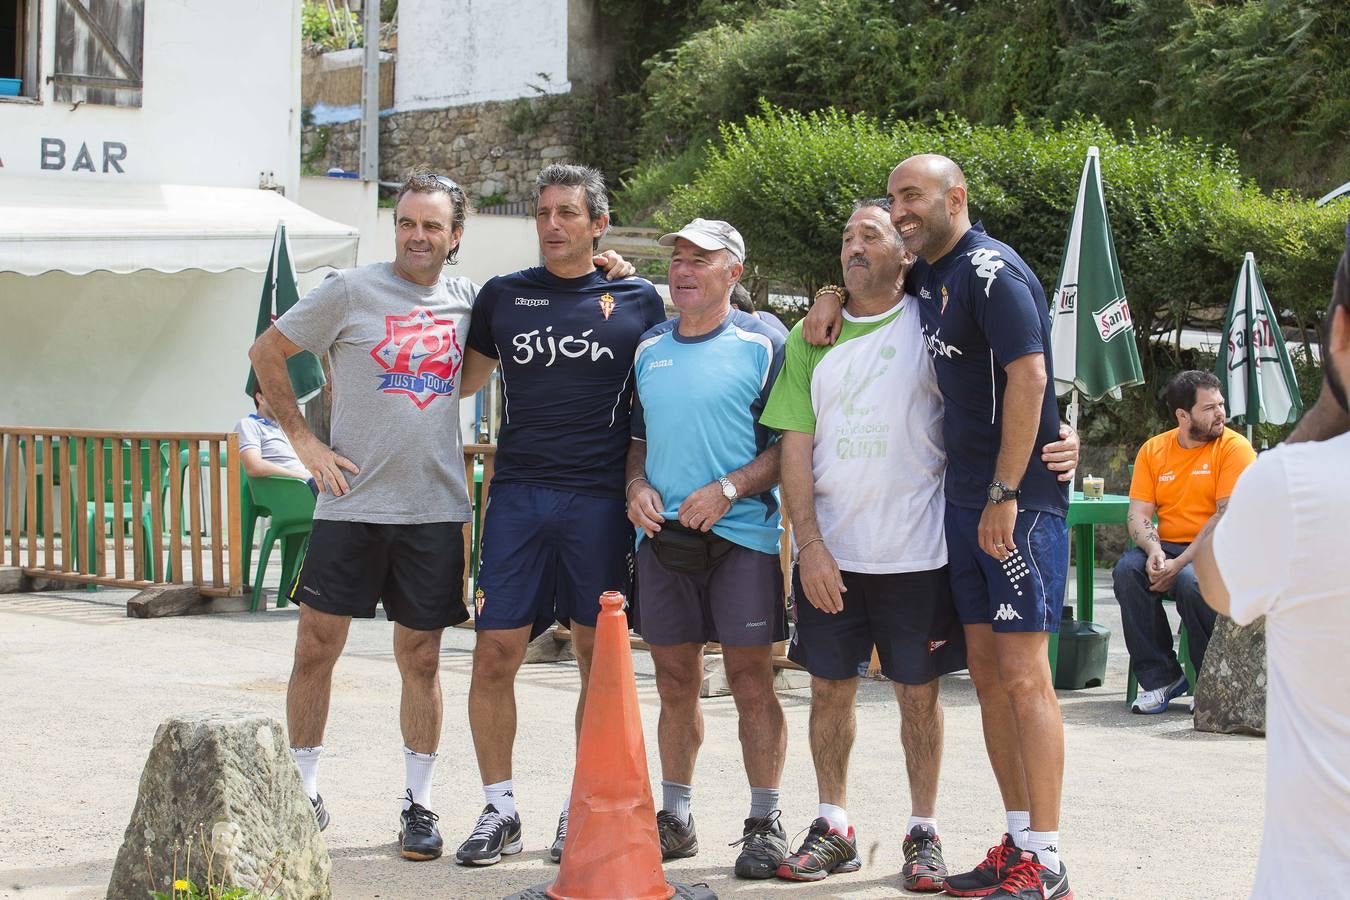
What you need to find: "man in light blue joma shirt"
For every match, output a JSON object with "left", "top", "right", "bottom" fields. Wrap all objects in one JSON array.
[{"left": 625, "top": 219, "right": 790, "bottom": 880}]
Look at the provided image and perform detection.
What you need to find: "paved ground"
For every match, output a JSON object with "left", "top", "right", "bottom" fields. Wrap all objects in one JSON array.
[{"left": 0, "top": 569, "right": 1262, "bottom": 899}]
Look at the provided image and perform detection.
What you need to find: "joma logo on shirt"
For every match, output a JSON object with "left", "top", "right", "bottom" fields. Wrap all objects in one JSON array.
[
  {"left": 511, "top": 326, "right": 616, "bottom": 367},
  {"left": 648, "top": 358, "right": 674, "bottom": 369}
]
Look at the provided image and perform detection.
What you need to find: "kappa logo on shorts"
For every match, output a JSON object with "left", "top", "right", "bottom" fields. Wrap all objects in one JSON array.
[
  {"left": 928, "top": 640, "right": 948, "bottom": 652},
  {"left": 994, "top": 603, "right": 1023, "bottom": 621},
  {"left": 474, "top": 587, "right": 486, "bottom": 617}
]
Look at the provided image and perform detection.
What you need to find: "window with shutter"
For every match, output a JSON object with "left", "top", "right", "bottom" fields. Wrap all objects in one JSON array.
[{"left": 52, "top": 0, "right": 143, "bottom": 107}]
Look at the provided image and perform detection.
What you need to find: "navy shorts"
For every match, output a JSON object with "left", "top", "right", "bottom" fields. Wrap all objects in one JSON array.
[
  {"left": 633, "top": 541, "right": 787, "bottom": 647},
  {"left": 289, "top": 519, "right": 469, "bottom": 631},
  {"left": 474, "top": 482, "right": 632, "bottom": 638},
  {"left": 944, "top": 502, "right": 1068, "bottom": 633},
  {"left": 789, "top": 566, "right": 966, "bottom": 683}
]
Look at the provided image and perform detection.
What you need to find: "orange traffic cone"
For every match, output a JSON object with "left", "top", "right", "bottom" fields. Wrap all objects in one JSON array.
[
  {"left": 506, "top": 591, "right": 715, "bottom": 900},
  {"left": 549, "top": 590, "right": 671, "bottom": 900}
]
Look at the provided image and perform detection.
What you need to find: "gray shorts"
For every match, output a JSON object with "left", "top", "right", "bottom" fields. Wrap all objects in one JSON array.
[{"left": 634, "top": 540, "right": 788, "bottom": 647}]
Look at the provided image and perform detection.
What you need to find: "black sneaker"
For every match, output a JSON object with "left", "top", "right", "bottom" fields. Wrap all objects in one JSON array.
[
  {"left": 455, "top": 803, "right": 523, "bottom": 866},
  {"left": 398, "top": 791, "right": 443, "bottom": 861},
  {"left": 549, "top": 808, "right": 567, "bottom": 863},
  {"left": 310, "top": 794, "right": 331, "bottom": 832},
  {"left": 944, "top": 833, "right": 1018, "bottom": 897},
  {"left": 987, "top": 850, "right": 1072, "bottom": 899},
  {"left": 775, "top": 817, "right": 861, "bottom": 882},
  {"left": 901, "top": 823, "right": 947, "bottom": 892},
  {"left": 729, "top": 810, "right": 788, "bottom": 879},
  {"left": 656, "top": 809, "right": 699, "bottom": 860}
]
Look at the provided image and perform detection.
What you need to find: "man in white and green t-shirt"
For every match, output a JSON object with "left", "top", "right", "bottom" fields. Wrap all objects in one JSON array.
[{"left": 760, "top": 199, "right": 964, "bottom": 890}]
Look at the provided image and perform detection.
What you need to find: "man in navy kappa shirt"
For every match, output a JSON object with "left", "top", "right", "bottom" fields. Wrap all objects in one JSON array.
[
  {"left": 888, "top": 154, "right": 1071, "bottom": 900},
  {"left": 453, "top": 164, "right": 667, "bottom": 866}
]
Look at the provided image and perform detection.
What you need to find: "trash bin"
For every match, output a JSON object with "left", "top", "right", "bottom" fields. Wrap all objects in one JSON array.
[{"left": 1054, "top": 606, "right": 1110, "bottom": 690}]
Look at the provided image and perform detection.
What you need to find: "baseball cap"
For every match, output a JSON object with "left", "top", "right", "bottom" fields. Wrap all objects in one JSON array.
[{"left": 658, "top": 218, "right": 746, "bottom": 263}]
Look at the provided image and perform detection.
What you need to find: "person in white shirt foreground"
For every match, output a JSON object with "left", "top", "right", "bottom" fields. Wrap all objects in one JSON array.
[{"left": 1193, "top": 219, "right": 1350, "bottom": 900}]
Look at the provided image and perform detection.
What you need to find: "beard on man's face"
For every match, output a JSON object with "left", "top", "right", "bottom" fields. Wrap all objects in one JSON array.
[{"left": 1326, "top": 350, "right": 1349, "bottom": 414}]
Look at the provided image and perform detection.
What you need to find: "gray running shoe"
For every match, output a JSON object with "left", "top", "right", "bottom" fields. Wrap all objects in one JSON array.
[
  {"left": 730, "top": 809, "right": 788, "bottom": 879},
  {"left": 656, "top": 809, "right": 699, "bottom": 860}
]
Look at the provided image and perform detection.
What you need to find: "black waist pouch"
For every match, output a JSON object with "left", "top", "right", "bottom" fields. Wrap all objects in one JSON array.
[{"left": 650, "top": 520, "right": 737, "bottom": 575}]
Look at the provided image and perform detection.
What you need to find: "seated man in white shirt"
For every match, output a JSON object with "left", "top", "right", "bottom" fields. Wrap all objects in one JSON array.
[
  {"left": 1193, "top": 222, "right": 1350, "bottom": 900},
  {"left": 237, "top": 390, "right": 313, "bottom": 485}
]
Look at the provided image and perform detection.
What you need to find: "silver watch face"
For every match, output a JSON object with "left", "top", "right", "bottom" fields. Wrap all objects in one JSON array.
[{"left": 721, "top": 479, "right": 736, "bottom": 500}]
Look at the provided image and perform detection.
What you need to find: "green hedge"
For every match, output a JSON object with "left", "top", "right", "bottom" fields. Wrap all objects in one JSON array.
[
  {"left": 634, "top": 0, "right": 1350, "bottom": 195},
  {"left": 659, "top": 106, "right": 1345, "bottom": 448}
]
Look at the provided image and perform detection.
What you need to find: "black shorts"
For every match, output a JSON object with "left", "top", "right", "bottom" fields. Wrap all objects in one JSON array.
[
  {"left": 289, "top": 520, "right": 469, "bottom": 631},
  {"left": 789, "top": 566, "right": 967, "bottom": 684}
]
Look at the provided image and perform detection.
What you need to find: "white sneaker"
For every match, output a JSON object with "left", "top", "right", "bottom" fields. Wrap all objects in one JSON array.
[{"left": 1131, "top": 673, "right": 1188, "bottom": 714}]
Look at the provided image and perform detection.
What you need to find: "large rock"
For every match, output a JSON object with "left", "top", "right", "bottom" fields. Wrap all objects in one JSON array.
[
  {"left": 1193, "top": 615, "right": 1267, "bottom": 736},
  {"left": 109, "top": 713, "right": 330, "bottom": 899}
]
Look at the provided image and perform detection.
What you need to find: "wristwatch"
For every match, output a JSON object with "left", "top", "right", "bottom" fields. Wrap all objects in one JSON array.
[
  {"left": 718, "top": 476, "right": 739, "bottom": 502},
  {"left": 986, "top": 481, "right": 1020, "bottom": 504}
]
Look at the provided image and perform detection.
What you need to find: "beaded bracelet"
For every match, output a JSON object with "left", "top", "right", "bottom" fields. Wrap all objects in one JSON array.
[{"left": 813, "top": 284, "right": 848, "bottom": 306}]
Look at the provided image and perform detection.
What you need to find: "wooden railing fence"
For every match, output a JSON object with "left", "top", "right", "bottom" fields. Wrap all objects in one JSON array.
[{"left": 1, "top": 427, "right": 243, "bottom": 596}]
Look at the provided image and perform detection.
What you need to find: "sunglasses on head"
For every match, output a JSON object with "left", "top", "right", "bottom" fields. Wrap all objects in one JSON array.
[{"left": 431, "top": 174, "right": 463, "bottom": 193}]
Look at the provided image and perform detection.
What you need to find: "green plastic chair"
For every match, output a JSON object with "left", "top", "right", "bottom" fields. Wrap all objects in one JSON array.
[
  {"left": 1124, "top": 595, "right": 1197, "bottom": 705},
  {"left": 248, "top": 475, "right": 316, "bottom": 611},
  {"left": 78, "top": 440, "right": 162, "bottom": 579}
]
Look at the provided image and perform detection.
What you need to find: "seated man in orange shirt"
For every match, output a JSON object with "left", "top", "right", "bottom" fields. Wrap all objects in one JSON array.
[{"left": 1114, "top": 370, "right": 1256, "bottom": 713}]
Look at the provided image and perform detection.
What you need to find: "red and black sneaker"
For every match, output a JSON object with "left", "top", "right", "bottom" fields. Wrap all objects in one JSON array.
[
  {"left": 775, "top": 817, "right": 861, "bottom": 882},
  {"left": 986, "top": 850, "right": 1072, "bottom": 899},
  {"left": 901, "top": 824, "right": 947, "bottom": 892},
  {"left": 942, "top": 833, "right": 1018, "bottom": 897}
]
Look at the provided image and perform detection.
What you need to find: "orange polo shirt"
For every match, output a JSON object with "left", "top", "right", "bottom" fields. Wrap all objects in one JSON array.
[{"left": 1129, "top": 426, "right": 1257, "bottom": 544}]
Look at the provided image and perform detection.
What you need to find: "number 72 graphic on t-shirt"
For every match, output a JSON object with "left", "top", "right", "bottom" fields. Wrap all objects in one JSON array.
[{"left": 370, "top": 307, "right": 463, "bottom": 409}]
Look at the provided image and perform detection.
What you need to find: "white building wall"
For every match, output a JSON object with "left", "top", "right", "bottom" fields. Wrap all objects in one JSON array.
[
  {"left": 395, "top": 0, "right": 570, "bottom": 111},
  {"left": 0, "top": 0, "right": 302, "bottom": 195}
]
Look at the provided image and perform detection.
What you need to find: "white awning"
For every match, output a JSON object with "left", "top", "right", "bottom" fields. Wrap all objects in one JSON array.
[{"left": 0, "top": 178, "right": 360, "bottom": 276}]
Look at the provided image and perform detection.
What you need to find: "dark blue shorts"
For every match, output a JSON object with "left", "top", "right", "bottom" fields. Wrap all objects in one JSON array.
[
  {"left": 789, "top": 566, "right": 966, "bottom": 684},
  {"left": 945, "top": 502, "right": 1068, "bottom": 633},
  {"left": 474, "top": 482, "right": 632, "bottom": 638}
]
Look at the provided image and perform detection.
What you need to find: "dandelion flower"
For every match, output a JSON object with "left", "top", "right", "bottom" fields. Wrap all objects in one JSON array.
[{"left": 173, "top": 879, "right": 189, "bottom": 890}]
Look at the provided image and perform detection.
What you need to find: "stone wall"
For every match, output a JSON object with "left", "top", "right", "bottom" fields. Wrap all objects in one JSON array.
[{"left": 301, "top": 95, "right": 575, "bottom": 203}]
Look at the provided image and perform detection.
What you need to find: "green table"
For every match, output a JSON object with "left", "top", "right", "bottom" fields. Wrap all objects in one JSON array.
[{"left": 1065, "top": 491, "right": 1130, "bottom": 623}]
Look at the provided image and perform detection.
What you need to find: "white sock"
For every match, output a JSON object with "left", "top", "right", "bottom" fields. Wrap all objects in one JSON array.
[
  {"left": 907, "top": 815, "right": 938, "bottom": 834},
  {"left": 818, "top": 803, "right": 848, "bottom": 833},
  {"left": 290, "top": 745, "right": 322, "bottom": 801},
  {"left": 1024, "top": 830, "right": 1061, "bottom": 874},
  {"left": 402, "top": 746, "right": 437, "bottom": 811},
  {"left": 1006, "top": 810, "right": 1031, "bottom": 847},
  {"left": 484, "top": 779, "right": 517, "bottom": 817}
]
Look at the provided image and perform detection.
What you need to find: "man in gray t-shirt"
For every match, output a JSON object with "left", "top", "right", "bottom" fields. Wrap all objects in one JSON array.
[{"left": 249, "top": 174, "right": 474, "bottom": 862}]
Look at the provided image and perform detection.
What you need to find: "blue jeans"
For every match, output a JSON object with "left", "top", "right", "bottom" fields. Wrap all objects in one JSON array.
[{"left": 1111, "top": 542, "right": 1216, "bottom": 691}]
